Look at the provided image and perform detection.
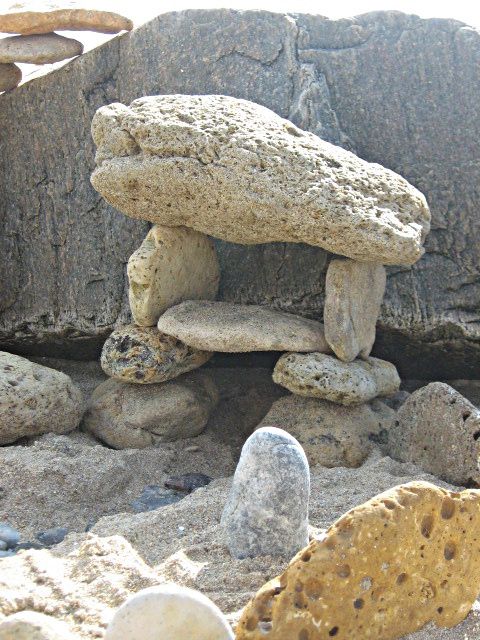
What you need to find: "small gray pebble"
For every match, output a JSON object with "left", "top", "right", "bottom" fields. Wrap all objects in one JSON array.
[
  {"left": 131, "top": 485, "right": 183, "bottom": 513},
  {"left": 15, "top": 541, "right": 45, "bottom": 551},
  {"left": 164, "top": 472, "right": 212, "bottom": 493},
  {"left": 0, "top": 540, "right": 7, "bottom": 551},
  {"left": 36, "top": 527, "right": 68, "bottom": 546},
  {"left": 0, "top": 522, "right": 20, "bottom": 549}
]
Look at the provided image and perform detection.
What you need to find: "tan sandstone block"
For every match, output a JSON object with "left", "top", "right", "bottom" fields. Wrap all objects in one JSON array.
[
  {"left": 324, "top": 258, "right": 386, "bottom": 362},
  {"left": 236, "top": 481, "right": 480, "bottom": 640},
  {"left": 128, "top": 225, "right": 220, "bottom": 327}
]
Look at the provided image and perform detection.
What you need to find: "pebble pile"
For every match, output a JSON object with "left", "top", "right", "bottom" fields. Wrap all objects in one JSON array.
[{"left": 0, "top": 2, "right": 133, "bottom": 91}]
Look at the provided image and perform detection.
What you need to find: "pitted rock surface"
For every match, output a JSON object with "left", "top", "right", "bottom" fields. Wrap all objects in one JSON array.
[
  {"left": 258, "top": 394, "right": 395, "bottom": 468},
  {"left": 236, "top": 481, "right": 480, "bottom": 640},
  {"left": 83, "top": 371, "right": 219, "bottom": 449},
  {"left": 0, "top": 3, "right": 133, "bottom": 34},
  {"left": 388, "top": 383, "right": 480, "bottom": 486},
  {"left": 100, "top": 325, "right": 211, "bottom": 384},
  {"left": 273, "top": 353, "right": 400, "bottom": 405},
  {"left": 128, "top": 225, "right": 219, "bottom": 327},
  {"left": 324, "top": 258, "right": 386, "bottom": 362},
  {"left": 157, "top": 301, "right": 330, "bottom": 353},
  {"left": 0, "top": 351, "right": 83, "bottom": 445},
  {"left": 91, "top": 95, "right": 430, "bottom": 265},
  {"left": 0, "top": 33, "right": 83, "bottom": 64}
]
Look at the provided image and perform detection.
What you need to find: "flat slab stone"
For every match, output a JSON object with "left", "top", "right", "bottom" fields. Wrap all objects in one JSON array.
[
  {"left": 157, "top": 301, "right": 331, "bottom": 353},
  {"left": 105, "top": 584, "right": 234, "bottom": 640},
  {"left": 0, "top": 63, "right": 20, "bottom": 91},
  {"left": 0, "top": 33, "right": 83, "bottom": 64},
  {"left": 128, "top": 225, "right": 219, "bottom": 327},
  {"left": 221, "top": 427, "right": 309, "bottom": 558},
  {"left": 236, "top": 481, "right": 480, "bottom": 639},
  {"left": 324, "top": 258, "right": 386, "bottom": 362},
  {"left": 83, "top": 371, "right": 219, "bottom": 449},
  {"left": 387, "top": 382, "right": 480, "bottom": 486},
  {"left": 91, "top": 95, "right": 430, "bottom": 265},
  {"left": 100, "top": 325, "right": 212, "bottom": 384},
  {"left": 0, "top": 3, "right": 133, "bottom": 35},
  {"left": 258, "top": 394, "right": 395, "bottom": 468},
  {"left": 273, "top": 352, "right": 400, "bottom": 405}
]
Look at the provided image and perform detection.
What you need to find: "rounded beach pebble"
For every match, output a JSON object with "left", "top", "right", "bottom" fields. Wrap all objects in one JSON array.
[
  {"left": 105, "top": 584, "right": 234, "bottom": 640},
  {"left": 221, "top": 427, "right": 310, "bottom": 558}
]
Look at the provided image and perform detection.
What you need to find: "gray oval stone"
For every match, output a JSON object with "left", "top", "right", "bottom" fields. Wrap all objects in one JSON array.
[
  {"left": 0, "top": 522, "right": 20, "bottom": 549},
  {"left": 221, "top": 427, "right": 309, "bottom": 559}
]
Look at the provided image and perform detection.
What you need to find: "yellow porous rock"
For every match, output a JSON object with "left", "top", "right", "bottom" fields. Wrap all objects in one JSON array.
[{"left": 236, "top": 481, "right": 480, "bottom": 640}]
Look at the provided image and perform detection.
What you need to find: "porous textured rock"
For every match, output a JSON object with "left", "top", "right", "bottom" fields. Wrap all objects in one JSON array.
[
  {"left": 83, "top": 371, "right": 219, "bottom": 449},
  {"left": 0, "top": 33, "right": 83, "bottom": 64},
  {"left": 0, "top": 3, "right": 133, "bottom": 34},
  {"left": 324, "top": 258, "right": 386, "bottom": 362},
  {"left": 387, "top": 383, "right": 480, "bottom": 486},
  {"left": 0, "top": 351, "right": 83, "bottom": 445},
  {"left": 0, "top": 611, "right": 75, "bottom": 640},
  {"left": 91, "top": 94, "right": 430, "bottom": 266},
  {"left": 157, "top": 301, "right": 330, "bottom": 353},
  {"left": 273, "top": 352, "right": 400, "bottom": 405},
  {"left": 221, "top": 427, "right": 310, "bottom": 559},
  {"left": 128, "top": 225, "right": 219, "bottom": 327},
  {"left": 0, "top": 63, "right": 20, "bottom": 91},
  {"left": 105, "top": 584, "right": 234, "bottom": 640},
  {"left": 100, "top": 325, "right": 211, "bottom": 384},
  {"left": 258, "top": 394, "right": 395, "bottom": 468},
  {"left": 236, "top": 481, "right": 480, "bottom": 640}
]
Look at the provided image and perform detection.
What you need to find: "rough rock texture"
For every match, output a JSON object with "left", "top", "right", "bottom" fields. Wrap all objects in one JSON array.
[
  {"left": 236, "top": 481, "right": 480, "bottom": 640},
  {"left": 324, "top": 258, "right": 386, "bottom": 362},
  {"left": 83, "top": 371, "right": 219, "bottom": 449},
  {"left": 91, "top": 97, "right": 429, "bottom": 266},
  {"left": 100, "top": 324, "right": 211, "bottom": 384},
  {"left": 0, "top": 351, "right": 83, "bottom": 445},
  {"left": 388, "top": 383, "right": 480, "bottom": 486},
  {"left": 105, "top": 585, "right": 234, "bottom": 640},
  {"left": 1, "top": 10, "right": 479, "bottom": 377},
  {"left": 128, "top": 225, "right": 220, "bottom": 327},
  {"left": 0, "top": 611, "right": 76, "bottom": 640},
  {"left": 258, "top": 394, "right": 395, "bottom": 467},
  {"left": 222, "top": 427, "right": 309, "bottom": 559},
  {"left": 0, "top": 3, "right": 133, "bottom": 35},
  {"left": 0, "top": 63, "right": 20, "bottom": 91},
  {"left": 157, "top": 301, "right": 330, "bottom": 353},
  {"left": 0, "top": 33, "right": 83, "bottom": 64},
  {"left": 273, "top": 353, "right": 400, "bottom": 405}
]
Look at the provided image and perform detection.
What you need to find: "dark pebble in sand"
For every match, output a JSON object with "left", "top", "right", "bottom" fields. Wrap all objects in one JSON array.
[
  {"left": 15, "top": 541, "right": 45, "bottom": 551},
  {"left": 164, "top": 472, "right": 212, "bottom": 493},
  {"left": 36, "top": 527, "right": 68, "bottom": 546},
  {"left": 131, "top": 485, "right": 183, "bottom": 513},
  {"left": 0, "top": 522, "right": 20, "bottom": 549}
]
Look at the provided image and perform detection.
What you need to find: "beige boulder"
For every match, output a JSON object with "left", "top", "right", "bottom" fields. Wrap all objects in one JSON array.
[
  {"left": 0, "top": 611, "right": 76, "bottom": 640},
  {"left": 258, "top": 394, "right": 395, "bottom": 467},
  {"left": 0, "top": 351, "right": 83, "bottom": 445},
  {"left": 90, "top": 95, "right": 430, "bottom": 265},
  {"left": 83, "top": 371, "right": 219, "bottom": 449},
  {"left": 100, "top": 325, "right": 211, "bottom": 384},
  {"left": 324, "top": 258, "right": 386, "bottom": 362},
  {"left": 237, "top": 481, "right": 480, "bottom": 640},
  {"left": 0, "top": 63, "right": 20, "bottom": 91},
  {"left": 157, "top": 301, "right": 331, "bottom": 353},
  {"left": 388, "top": 382, "right": 480, "bottom": 486},
  {"left": 273, "top": 352, "right": 400, "bottom": 405},
  {"left": 0, "top": 3, "right": 133, "bottom": 35},
  {"left": 128, "top": 225, "right": 219, "bottom": 327},
  {"left": 0, "top": 33, "right": 83, "bottom": 64}
]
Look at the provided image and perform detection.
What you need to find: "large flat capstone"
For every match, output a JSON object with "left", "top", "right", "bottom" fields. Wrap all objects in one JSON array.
[{"left": 91, "top": 95, "right": 430, "bottom": 266}]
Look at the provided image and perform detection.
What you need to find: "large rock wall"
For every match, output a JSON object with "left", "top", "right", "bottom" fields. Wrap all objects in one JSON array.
[{"left": 0, "top": 9, "right": 479, "bottom": 377}]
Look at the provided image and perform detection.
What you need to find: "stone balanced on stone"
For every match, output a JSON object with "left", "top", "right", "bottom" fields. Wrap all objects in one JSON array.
[{"left": 221, "top": 427, "right": 310, "bottom": 559}]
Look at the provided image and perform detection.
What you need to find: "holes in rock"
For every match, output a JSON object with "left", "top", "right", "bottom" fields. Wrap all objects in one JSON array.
[
  {"left": 383, "top": 500, "right": 396, "bottom": 510},
  {"left": 397, "top": 573, "right": 408, "bottom": 585},
  {"left": 473, "top": 431, "right": 480, "bottom": 441},
  {"left": 304, "top": 579, "right": 323, "bottom": 600},
  {"left": 360, "top": 576, "right": 372, "bottom": 591},
  {"left": 444, "top": 542, "right": 456, "bottom": 561},
  {"left": 329, "top": 626, "right": 339, "bottom": 636},
  {"left": 298, "top": 631, "right": 309, "bottom": 640},
  {"left": 420, "top": 514, "right": 435, "bottom": 538},
  {"left": 337, "top": 564, "right": 351, "bottom": 578},
  {"left": 437, "top": 607, "right": 444, "bottom": 614},
  {"left": 441, "top": 497, "right": 456, "bottom": 520},
  {"left": 258, "top": 621, "right": 273, "bottom": 635},
  {"left": 462, "top": 411, "right": 471, "bottom": 421},
  {"left": 354, "top": 598, "right": 364, "bottom": 609},
  {"left": 7, "top": 379, "right": 18, "bottom": 387},
  {"left": 301, "top": 551, "right": 312, "bottom": 562}
]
